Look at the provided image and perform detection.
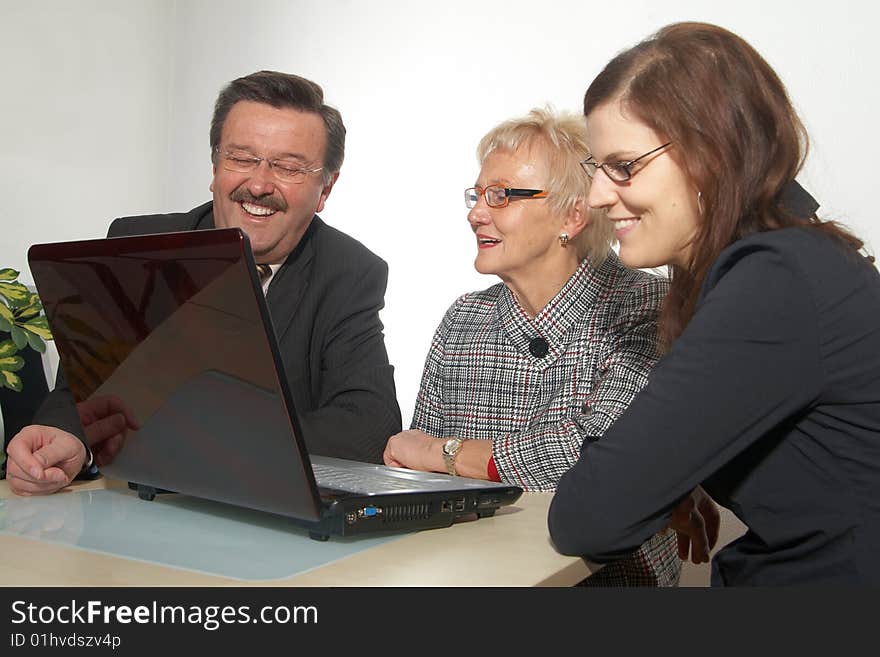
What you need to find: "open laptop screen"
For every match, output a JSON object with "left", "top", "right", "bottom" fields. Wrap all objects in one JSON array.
[{"left": 29, "top": 228, "right": 322, "bottom": 521}]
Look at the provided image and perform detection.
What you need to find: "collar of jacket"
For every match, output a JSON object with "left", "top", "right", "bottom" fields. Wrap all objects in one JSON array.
[{"left": 495, "top": 254, "right": 617, "bottom": 365}]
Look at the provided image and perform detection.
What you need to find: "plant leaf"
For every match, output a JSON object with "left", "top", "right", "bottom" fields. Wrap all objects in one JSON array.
[
  {"left": 16, "top": 298, "right": 42, "bottom": 320},
  {"left": 25, "top": 330, "right": 46, "bottom": 353},
  {"left": 0, "top": 316, "right": 11, "bottom": 332},
  {"left": 0, "top": 368, "right": 23, "bottom": 392},
  {"left": 22, "top": 321, "right": 52, "bottom": 341},
  {"left": 0, "top": 282, "right": 30, "bottom": 307},
  {"left": 10, "top": 324, "right": 27, "bottom": 349},
  {"left": 0, "top": 354, "right": 25, "bottom": 372},
  {"left": 0, "top": 268, "right": 18, "bottom": 282},
  {"left": 0, "top": 303, "right": 13, "bottom": 321},
  {"left": 0, "top": 340, "right": 18, "bottom": 357},
  {"left": 24, "top": 315, "right": 50, "bottom": 329}
]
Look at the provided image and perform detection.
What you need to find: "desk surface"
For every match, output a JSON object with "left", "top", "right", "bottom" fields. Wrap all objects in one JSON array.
[{"left": 0, "top": 478, "right": 595, "bottom": 586}]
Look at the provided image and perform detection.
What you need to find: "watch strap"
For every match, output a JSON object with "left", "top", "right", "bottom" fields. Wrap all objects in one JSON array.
[{"left": 442, "top": 438, "right": 462, "bottom": 476}]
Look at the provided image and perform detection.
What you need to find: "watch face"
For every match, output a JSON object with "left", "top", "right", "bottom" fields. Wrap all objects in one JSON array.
[{"left": 443, "top": 439, "right": 459, "bottom": 456}]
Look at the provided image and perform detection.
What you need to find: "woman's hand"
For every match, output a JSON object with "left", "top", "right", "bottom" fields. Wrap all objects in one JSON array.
[
  {"left": 669, "top": 486, "right": 720, "bottom": 564},
  {"left": 383, "top": 429, "right": 443, "bottom": 472}
]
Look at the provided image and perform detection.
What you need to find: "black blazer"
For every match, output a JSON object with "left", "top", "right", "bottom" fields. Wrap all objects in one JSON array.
[{"left": 35, "top": 202, "right": 401, "bottom": 463}]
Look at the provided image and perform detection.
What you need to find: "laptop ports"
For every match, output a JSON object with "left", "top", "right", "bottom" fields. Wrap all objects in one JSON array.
[{"left": 440, "top": 499, "right": 466, "bottom": 513}]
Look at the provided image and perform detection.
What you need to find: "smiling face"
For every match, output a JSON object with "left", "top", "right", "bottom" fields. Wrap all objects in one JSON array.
[
  {"left": 585, "top": 100, "right": 700, "bottom": 269},
  {"left": 467, "top": 144, "right": 579, "bottom": 288},
  {"left": 210, "top": 100, "right": 336, "bottom": 264}
]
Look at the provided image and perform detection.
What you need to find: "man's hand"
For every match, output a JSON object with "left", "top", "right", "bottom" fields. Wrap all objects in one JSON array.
[
  {"left": 5, "top": 425, "right": 87, "bottom": 496},
  {"left": 77, "top": 395, "right": 139, "bottom": 466},
  {"left": 669, "top": 486, "right": 720, "bottom": 564},
  {"left": 383, "top": 429, "right": 442, "bottom": 472}
]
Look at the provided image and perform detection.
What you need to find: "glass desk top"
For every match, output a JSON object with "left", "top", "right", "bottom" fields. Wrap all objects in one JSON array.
[{"left": 0, "top": 487, "right": 405, "bottom": 581}]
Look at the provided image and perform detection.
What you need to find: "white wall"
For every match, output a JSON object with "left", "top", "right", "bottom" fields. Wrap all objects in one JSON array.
[
  {"left": 3, "top": 0, "right": 878, "bottom": 426},
  {"left": 1, "top": 0, "right": 174, "bottom": 270}
]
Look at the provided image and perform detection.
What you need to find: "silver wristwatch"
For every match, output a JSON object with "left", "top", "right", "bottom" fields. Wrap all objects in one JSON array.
[{"left": 441, "top": 438, "right": 463, "bottom": 476}]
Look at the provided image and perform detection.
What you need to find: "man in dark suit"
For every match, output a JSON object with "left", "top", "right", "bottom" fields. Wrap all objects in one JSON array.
[{"left": 6, "top": 71, "right": 401, "bottom": 495}]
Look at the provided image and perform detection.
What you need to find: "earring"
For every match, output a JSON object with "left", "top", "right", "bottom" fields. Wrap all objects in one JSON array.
[
  {"left": 559, "top": 233, "right": 569, "bottom": 247},
  {"left": 697, "top": 191, "right": 704, "bottom": 215}
]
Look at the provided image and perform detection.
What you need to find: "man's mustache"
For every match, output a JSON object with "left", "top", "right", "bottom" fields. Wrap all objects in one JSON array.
[{"left": 230, "top": 188, "right": 288, "bottom": 212}]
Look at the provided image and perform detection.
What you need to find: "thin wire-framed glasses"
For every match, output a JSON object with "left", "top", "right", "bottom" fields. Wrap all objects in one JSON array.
[
  {"left": 464, "top": 185, "right": 549, "bottom": 209},
  {"left": 579, "top": 142, "right": 673, "bottom": 182},
  {"left": 214, "top": 147, "right": 323, "bottom": 184}
]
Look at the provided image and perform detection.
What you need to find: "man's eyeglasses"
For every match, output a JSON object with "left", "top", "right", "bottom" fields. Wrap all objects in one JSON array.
[
  {"left": 579, "top": 142, "right": 673, "bottom": 182},
  {"left": 464, "top": 185, "right": 549, "bottom": 209},
  {"left": 214, "top": 147, "right": 323, "bottom": 184}
]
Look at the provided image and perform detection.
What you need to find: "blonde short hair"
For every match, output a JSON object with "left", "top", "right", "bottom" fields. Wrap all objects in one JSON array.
[{"left": 476, "top": 107, "right": 613, "bottom": 264}]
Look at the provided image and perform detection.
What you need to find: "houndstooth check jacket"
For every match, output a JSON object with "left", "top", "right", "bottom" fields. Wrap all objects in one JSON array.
[
  {"left": 411, "top": 252, "right": 680, "bottom": 585},
  {"left": 412, "top": 252, "right": 670, "bottom": 489}
]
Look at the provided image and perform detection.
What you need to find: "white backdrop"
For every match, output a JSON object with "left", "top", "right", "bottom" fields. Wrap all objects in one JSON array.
[{"left": 2, "top": 0, "right": 878, "bottom": 426}]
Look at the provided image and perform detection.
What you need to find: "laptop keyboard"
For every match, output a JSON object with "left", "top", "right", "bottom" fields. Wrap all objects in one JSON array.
[{"left": 312, "top": 462, "right": 421, "bottom": 493}]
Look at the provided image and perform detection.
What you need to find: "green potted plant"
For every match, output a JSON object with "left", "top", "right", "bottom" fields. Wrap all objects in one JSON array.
[
  {"left": 0, "top": 267, "right": 53, "bottom": 473},
  {"left": 0, "top": 268, "right": 52, "bottom": 389}
]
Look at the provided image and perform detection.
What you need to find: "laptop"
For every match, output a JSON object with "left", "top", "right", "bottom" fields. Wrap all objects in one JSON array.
[{"left": 28, "top": 228, "right": 522, "bottom": 540}]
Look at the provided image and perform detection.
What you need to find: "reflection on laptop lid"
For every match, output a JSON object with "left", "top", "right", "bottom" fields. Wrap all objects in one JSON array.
[{"left": 28, "top": 228, "right": 521, "bottom": 540}]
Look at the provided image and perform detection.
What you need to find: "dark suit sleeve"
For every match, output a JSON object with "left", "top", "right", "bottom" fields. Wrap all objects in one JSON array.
[
  {"left": 297, "top": 258, "right": 402, "bottom": 463},
  {"left": 30, "top": 367, "right": 85, "bottom": 441},
  {"left": 547, "top": 245, "right": 823, "bottom": 560}
]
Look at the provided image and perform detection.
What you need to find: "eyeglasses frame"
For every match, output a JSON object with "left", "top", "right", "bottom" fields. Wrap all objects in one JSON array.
[
  {"left": 464, "top": 185, "right": 549, "bottom": 209},
  {"left": 213, "top": 147, "right": 324, "bottom": 183},
  {"left": 579, "top": 142, "right": 673, "bottom": 182}
]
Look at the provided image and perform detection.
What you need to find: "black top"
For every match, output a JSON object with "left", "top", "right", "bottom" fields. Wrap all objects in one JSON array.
[{"left": 548, "top": 227, "right": 880, "bottom": 585}]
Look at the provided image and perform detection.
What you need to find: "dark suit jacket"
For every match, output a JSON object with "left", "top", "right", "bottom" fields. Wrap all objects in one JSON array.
[{"left": 34, "top": 201, "right": 401, "bottom": 463}]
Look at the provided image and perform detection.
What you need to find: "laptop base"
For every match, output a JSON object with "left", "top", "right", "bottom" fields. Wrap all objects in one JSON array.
[{"left": 289, "top": 486, "right": 517, "bottom": 540}]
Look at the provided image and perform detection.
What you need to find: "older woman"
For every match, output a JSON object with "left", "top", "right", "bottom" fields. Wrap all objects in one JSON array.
[
  {"left": 384, "top": 108, "right": 679, "bottom": 586},
  {"left": 549, "top": 23, "right": 880, "bottom": 585}
]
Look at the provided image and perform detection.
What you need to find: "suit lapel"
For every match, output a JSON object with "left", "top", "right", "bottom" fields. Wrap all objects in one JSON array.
[
  {"left": 265, "top": 217, "right": 319, "bottom": 343},
  {"left": 193, "top": 205, "right": 216, "bottom": 230}
]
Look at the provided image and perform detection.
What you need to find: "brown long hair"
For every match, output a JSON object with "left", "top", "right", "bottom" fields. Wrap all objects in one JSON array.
[{"left": 584, "top": 22, "right": 871, "bottom": 349}]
